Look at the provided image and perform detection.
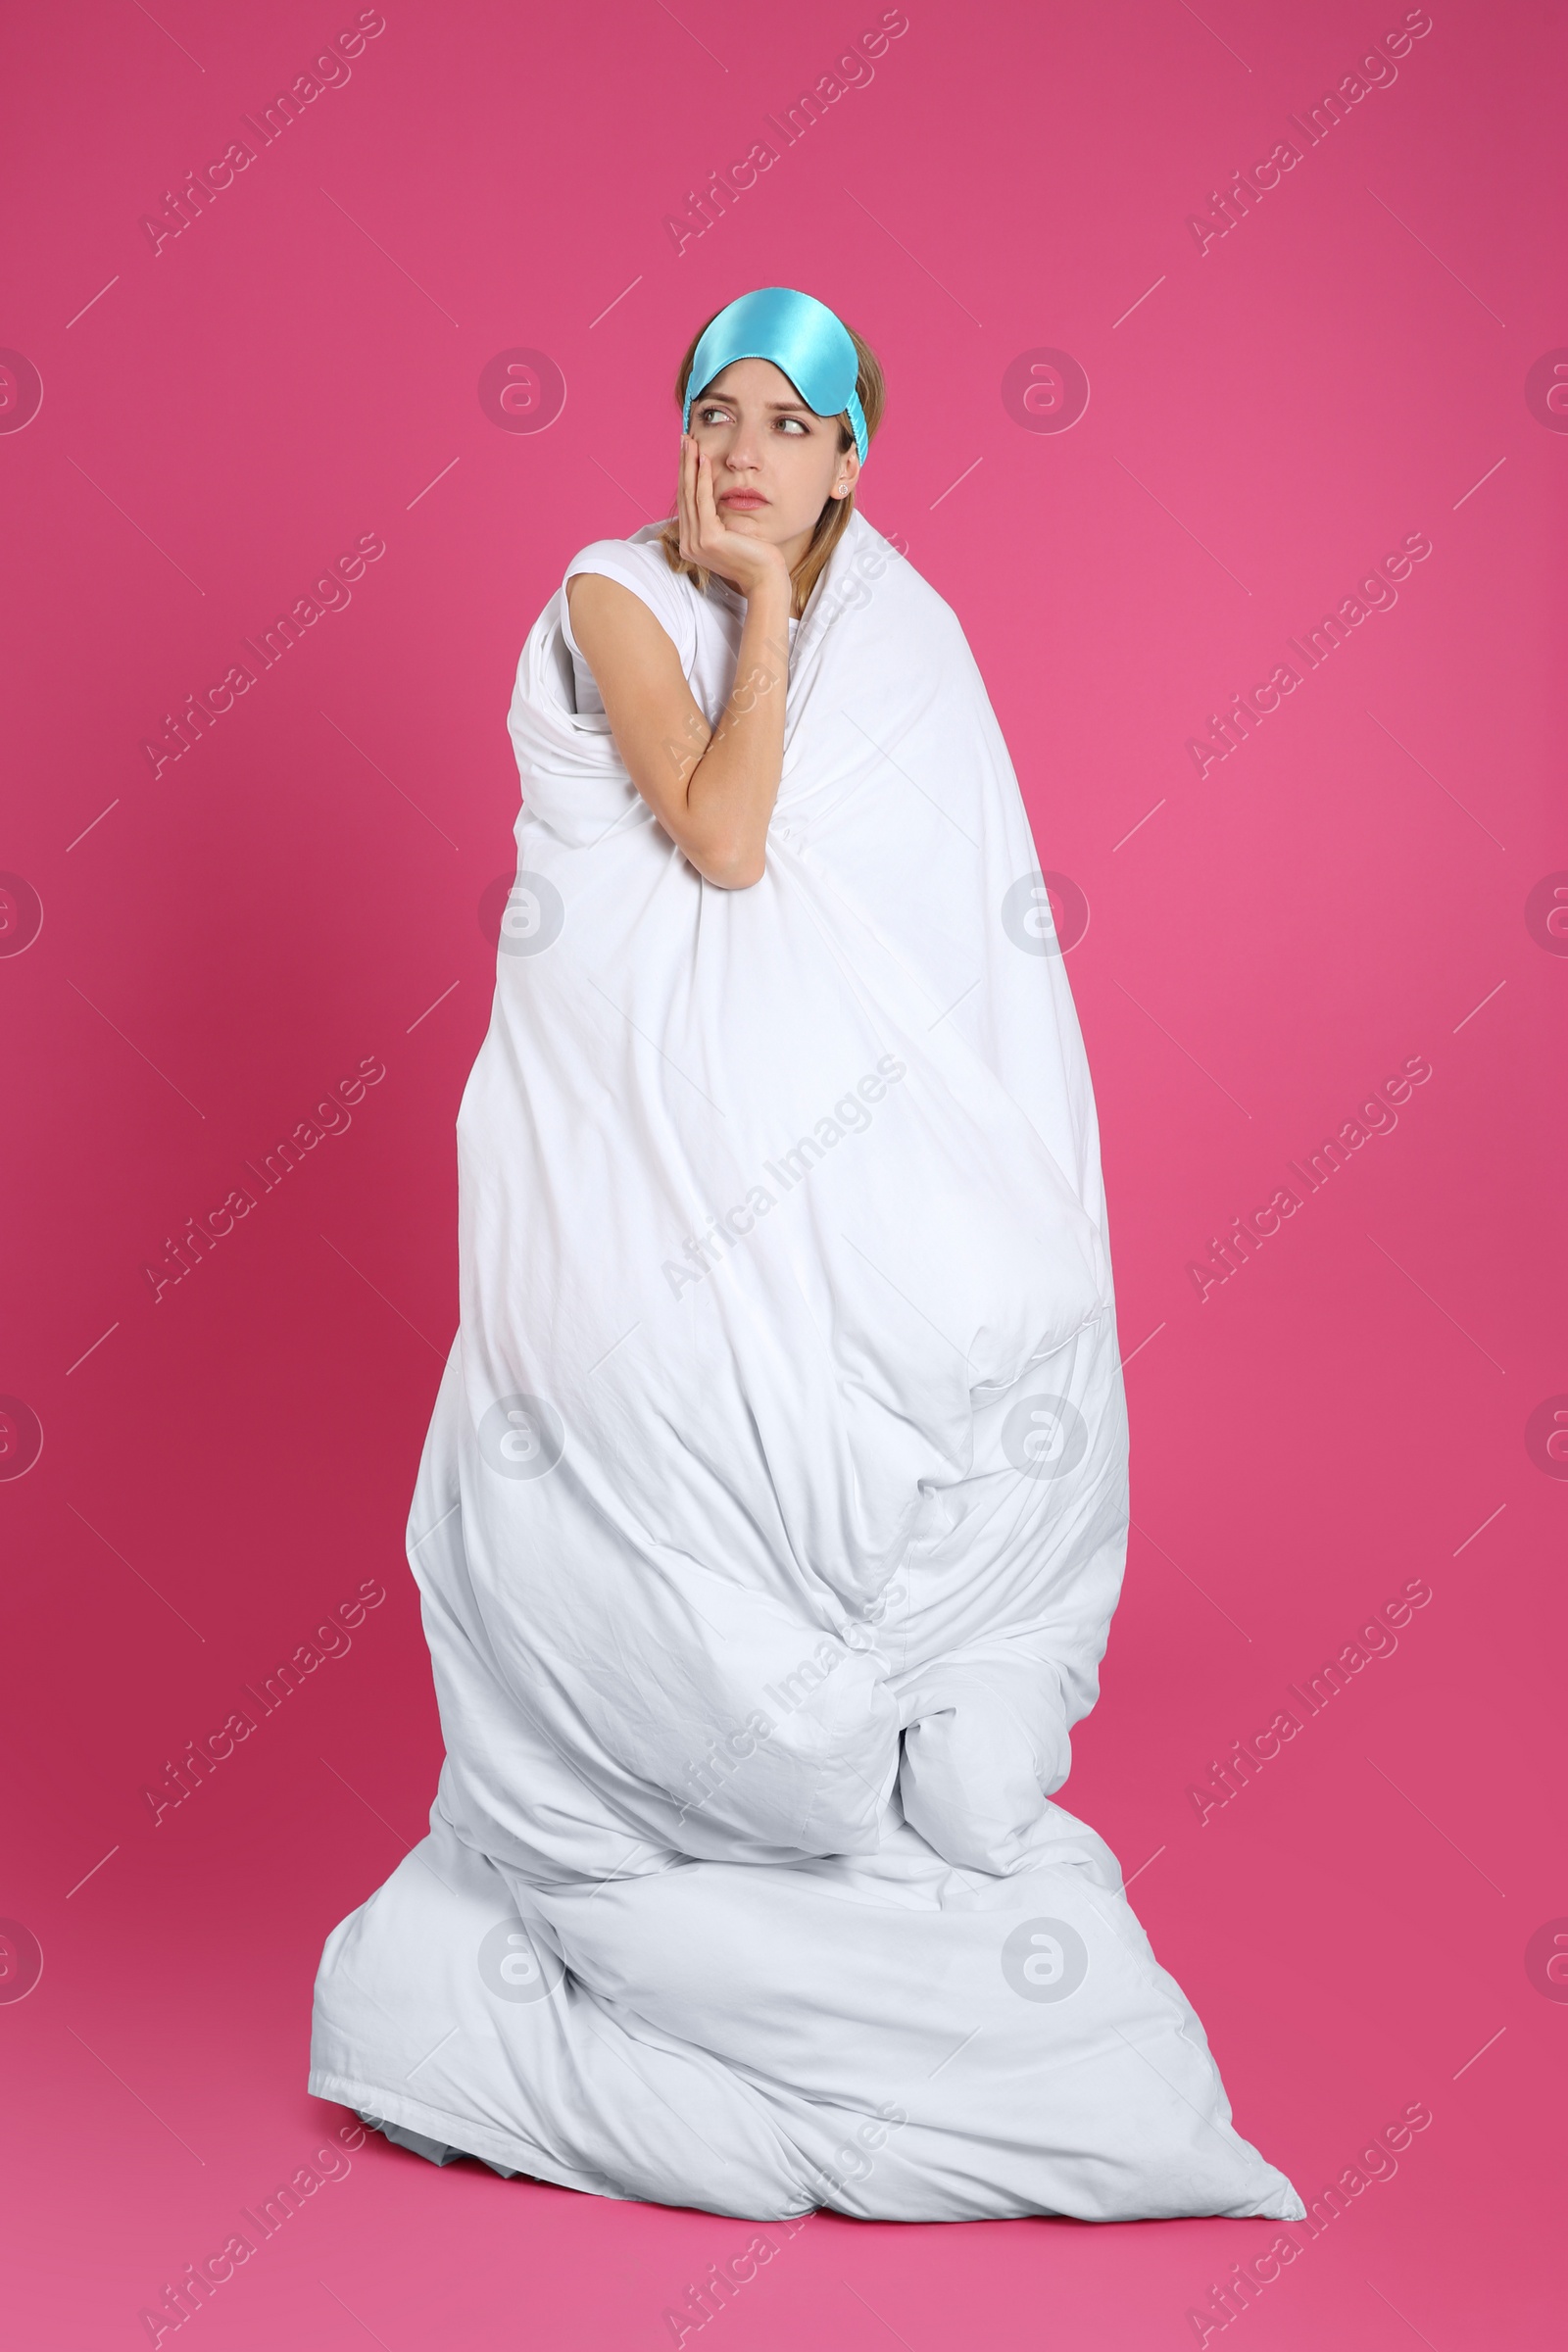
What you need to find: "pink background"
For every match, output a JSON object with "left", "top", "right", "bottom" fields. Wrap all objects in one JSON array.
[{"left": 3, "top": 0, "right": 1564, "bottom": 2343}]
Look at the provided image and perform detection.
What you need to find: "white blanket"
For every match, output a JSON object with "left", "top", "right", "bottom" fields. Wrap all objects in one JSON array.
[{"left": 309, "top": 512, "right": 1302, "bottom": 2225}]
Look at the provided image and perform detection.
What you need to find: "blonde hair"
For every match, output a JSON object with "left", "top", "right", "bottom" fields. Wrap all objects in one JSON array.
[{"left": 658, "top": 308, "right": 885, "bottom": 620}]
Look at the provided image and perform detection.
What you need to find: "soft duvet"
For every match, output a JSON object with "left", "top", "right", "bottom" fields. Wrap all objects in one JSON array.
[{"left": 309, "top": 512, "right": 1302, "bottom": 2226}]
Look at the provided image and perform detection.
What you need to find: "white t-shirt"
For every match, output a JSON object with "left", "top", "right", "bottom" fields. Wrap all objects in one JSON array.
[{"left": 559, "top": 521, "right": 799, "bottom": 727}]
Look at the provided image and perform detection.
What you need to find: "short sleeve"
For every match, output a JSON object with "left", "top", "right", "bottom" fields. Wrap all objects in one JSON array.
[{"left": 559, "top": 535, "right": 698, "bottom": 680}]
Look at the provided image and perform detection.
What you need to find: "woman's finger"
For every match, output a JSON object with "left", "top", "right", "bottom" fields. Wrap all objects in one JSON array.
[
  {"left": 680, "top": 435, "right": 697, "bottom": 559},
  {"left": 680, "top": 433, "right": 699, "bottom": 561},
  {"left": 694, "top": 445, "right": 720, "bottom": 553}
]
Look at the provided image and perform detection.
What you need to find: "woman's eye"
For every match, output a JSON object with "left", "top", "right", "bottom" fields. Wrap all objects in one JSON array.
[{"left": 693, "top": 407, "right": 808, "bottom": 432}]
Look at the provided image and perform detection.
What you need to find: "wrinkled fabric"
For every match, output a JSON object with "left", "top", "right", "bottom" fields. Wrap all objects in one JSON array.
[
  {"left": 357, "top": 2107, "right": 525, "bottom": 2179},
  {"left": 309, "top": 513, "right": 1302, "bottom": 2225}
]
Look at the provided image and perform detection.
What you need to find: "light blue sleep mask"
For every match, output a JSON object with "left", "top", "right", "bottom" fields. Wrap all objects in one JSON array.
[{"left": 681, "top": 286, "right": 868, "bottom": 464}]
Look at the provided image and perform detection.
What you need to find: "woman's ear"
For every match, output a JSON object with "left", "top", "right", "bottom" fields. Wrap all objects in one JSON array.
[{"left": 833, "top": 445, "right": 861, "bottom": 500}]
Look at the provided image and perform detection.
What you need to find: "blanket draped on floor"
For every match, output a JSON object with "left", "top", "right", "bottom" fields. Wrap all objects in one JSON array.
[{"left": 309, "top": 512, "right": 1302, "bottom": 2226}]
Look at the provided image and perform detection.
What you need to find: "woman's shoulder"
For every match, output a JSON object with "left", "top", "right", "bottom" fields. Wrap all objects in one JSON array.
[
  {"left": 562, "top": 525, "right": 688, "bottom": 605},
  {"left": 560, "top": 525, "right": 697, "bottom": 658}
]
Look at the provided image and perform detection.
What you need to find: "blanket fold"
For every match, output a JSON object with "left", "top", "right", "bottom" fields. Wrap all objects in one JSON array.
[{"left": 309, "top": 512, "right": 1302, "bottom": 2225}]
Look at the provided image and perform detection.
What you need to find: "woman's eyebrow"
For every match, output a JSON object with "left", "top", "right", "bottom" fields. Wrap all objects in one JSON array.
[{"left": 699, "top": 394, "right": 813, "bottom": 416}]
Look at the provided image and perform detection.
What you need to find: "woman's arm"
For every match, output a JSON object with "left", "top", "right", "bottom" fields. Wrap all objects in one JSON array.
[{"left": 565, "top": 434, "right": 794, "bottom": 890}]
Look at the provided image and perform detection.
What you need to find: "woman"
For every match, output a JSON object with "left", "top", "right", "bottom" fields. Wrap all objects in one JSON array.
[
  {"left": 310, "top": 287, "right": 1302, "bottom": 2228},
  {"left": 564, "top": 298, "right": 867, "bottom": 891}
]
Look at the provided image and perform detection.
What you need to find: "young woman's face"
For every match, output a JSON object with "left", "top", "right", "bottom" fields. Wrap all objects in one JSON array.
[{"left": 686, "top": 357, "right": 859, "bottom": 552}]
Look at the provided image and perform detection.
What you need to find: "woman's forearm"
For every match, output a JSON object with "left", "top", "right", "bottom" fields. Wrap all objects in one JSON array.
[{"left": 682, "top": 571, "right": 793, "bottom": 889}]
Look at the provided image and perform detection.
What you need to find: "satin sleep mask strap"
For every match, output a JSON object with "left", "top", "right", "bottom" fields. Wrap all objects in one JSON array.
[{"left": 681, "top": 286, "right": 868, "bottom": 464}]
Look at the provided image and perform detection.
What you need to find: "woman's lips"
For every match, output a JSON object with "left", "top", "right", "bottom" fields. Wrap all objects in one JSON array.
[{"left": 719, "top": 492, "right": 767, "bottom": 509}]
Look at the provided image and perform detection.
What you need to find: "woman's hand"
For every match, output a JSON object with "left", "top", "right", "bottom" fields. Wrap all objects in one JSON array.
[{"left": 677, "top": 431, "right": 793, "bottom": 605}]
